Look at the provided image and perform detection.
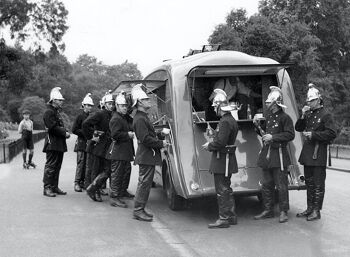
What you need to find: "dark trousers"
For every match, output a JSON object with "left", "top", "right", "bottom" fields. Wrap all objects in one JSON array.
[
  {"left": 84, "top": 153, "right": 94, "bottom": 189},
  {"left": 134, "top": 165, "right": 155, "bottom": 212},
  {"left": 261, "top": 168, "right": 289, "bottom": 212},
  {"left": 75, "top": 151, "right": 86, "bottom": 186},
  {"left": 304, "top": 166, "right": 326, "bottom": 211},
  {"left": 90, "top": 156, "right": 111, "bottom": 189},
  {"left": 214, "top": 174, "right": 236, "bottom": 220},
  {"left": 110, "top": 160, "right": 132, "bottom": 198},
  {"left": 43, "top": 151, "right": 64, "bottom": 189}
]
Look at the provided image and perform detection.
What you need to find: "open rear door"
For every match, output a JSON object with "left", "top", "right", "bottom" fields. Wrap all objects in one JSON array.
[{"left": 187, "top": 64, "right": 302, "bottom": 195}]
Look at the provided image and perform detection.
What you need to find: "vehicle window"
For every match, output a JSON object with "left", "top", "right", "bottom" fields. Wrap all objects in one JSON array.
[{"left": 190, "top": 75, "right": 278, "bottom": 122}]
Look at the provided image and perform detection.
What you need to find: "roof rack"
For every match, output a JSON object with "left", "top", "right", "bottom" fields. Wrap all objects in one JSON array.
[{"left": 183, "top": 44, "right": 221, "bottom": 58}]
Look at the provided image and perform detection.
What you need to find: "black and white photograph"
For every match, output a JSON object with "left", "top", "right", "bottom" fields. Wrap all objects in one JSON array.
[{"left": 1, "top": 0, "right": 350, "bottom": 256}]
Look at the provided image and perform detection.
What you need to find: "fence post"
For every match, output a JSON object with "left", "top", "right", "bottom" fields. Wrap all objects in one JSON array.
[
  {"left": 336, "top": 146, "right": 339, "bottom": 158},
  {"left": 2, "top": 144, "right": 5, "bottom": 163}
]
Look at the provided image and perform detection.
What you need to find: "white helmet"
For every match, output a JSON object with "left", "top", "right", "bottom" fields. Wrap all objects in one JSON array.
[
  {"left": 306, "top": 83, "right": 321, "bottom": 102},
  {"left": 211, "top": 89, "right": 234, "bottom": 111},
  {"left": 131, "top": 84, "right": 149, "bottom": 107},
  {"left": 265, "top": 86, "right": 286, "bottom": 108},
  {"left": 115, "top": 91, "right": 127, "bottom": 105},
  {"left": 101, "top": 90, "right": 114, "bottom": 105},
  {"left": 82, "top": 93, "right": 94, "bottom": 106},
  {"left": 49, "top": 87, "right": 64, "bottom": 102}
]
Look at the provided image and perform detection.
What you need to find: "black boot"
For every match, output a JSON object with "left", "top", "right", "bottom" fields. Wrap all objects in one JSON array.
[
  {"left": 208, "top": 219, "right": 230, "bottom": 229},
  {"left": 296, "top": 209, "right": 313, "bottom": 218},
  {"left": 254, "top": 210, "right": 274, "bottom": 220},
  {"left": 307, "top": 210, "right": 321, "bottom": 221},
  {"left": 74, "top": 184, "right": 83, "bottom": 192},
  {"left": 133, "top": 210, "right": 153, "bottom": 222},
  {"left": 279, "top": 211, "right": 288, "bottom": 223},
  {"left": 86, "top": 184, "right": 97, "bottom": 201},
  {"left": 95, "top": 190, "right": 103, "bottom": 202},
  {"left": 43, "top": 187, "right": 56, "bottom": 197},
  {"left": 53, "top": 187, "right": 67, "bottom": 195},
  {"left": 122, "top": 190, "right": 135, "bottom": 198},
  {"left": 297, "top": 178, "right": 315, "bottom": 217},
  {"left": 110, "top": 197, "right": 127, "bottom": 208},
  {"left": 228, "top": 216, "right": 237, "bottom": 225},
  {"left": 143, "top": 209, "right": 154, "bottom": 218}
]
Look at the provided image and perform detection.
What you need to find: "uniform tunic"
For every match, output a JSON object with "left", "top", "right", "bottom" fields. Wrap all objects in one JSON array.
[
  {"left": 42, "top": 104, "right": 67, "bottom": 189},
  {"left": 42, "top": 104, "right": 67, "bottom": 153},
  {"left": 107, "top": 112, "right": 134, "bottom": 161},
  {"left": 257, "top": 109, "right": 295, "bottom": 169},
  {"left": 133, "top": 110, "right": 163, "bottom": 166},
  {"left": 208, "top": 113, "right": 238, "bottom": 175},
  {"left": 295, "top": 107, "right": 336, "bottom": 166},
  {"left": 72, "top": 110, "right": 90, "bottom": 186},
  {"left": 107, "top": 112, "right": 135, "bottom": 197},
  {"left": 256, "top": 108, "right": 295, "bottom": 212},
  {"left": 133, "top": 110, "right": 164, "bottom": 211},
  {"left": 72, "top": 110, "right": 89, "bottom": 152},
  {"left": 82, "top": 109, "right": 112, "bottom": 158},
  {"left": 295, "top": 106, "right": 337, "bottom": 211}
]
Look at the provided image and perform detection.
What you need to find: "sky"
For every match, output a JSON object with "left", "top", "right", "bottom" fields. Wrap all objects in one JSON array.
[{"left": 60, "top": 0, "right": 259, "bottom": 76}]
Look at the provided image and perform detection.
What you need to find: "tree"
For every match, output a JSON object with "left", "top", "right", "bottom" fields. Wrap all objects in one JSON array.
[{"left": 0, "top": 0, "right": 68, "bottom": 50}]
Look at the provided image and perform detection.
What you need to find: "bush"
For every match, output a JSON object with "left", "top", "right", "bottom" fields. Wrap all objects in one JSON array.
[{"left": 0, "top": 122, "right": 10, "bottom": 139}]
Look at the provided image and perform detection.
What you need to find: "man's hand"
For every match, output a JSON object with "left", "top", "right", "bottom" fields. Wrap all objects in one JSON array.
[
  {"left": 262, "top": 134, "right": 273, "bottom": 143},
  {"left": 128, "top": 131, "right": 134, "bottom": 139},
  {"left": 65, "top": 132, "right": 70, "bottom": 139},
  {"left": 301, "top": 106, "right": 310, "bottom": 118},
  {"left": 92, "top": 135, "right": 100, "bottom": 143},
  {"left": 302, "top": 131, "right": 312, "bottom": 140}
]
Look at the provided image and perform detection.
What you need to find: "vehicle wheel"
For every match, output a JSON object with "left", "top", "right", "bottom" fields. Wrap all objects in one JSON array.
[{"left": 164, "top": 170, "right": 185, "bottom": 211}]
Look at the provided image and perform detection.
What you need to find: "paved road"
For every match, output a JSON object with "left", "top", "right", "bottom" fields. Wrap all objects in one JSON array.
[{"left": 1, "top": 136, "right": 350, "bottom": 257}]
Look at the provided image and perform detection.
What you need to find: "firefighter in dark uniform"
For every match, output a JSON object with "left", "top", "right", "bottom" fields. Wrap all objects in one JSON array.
[
  {"left": 295, "top": 83, "right": 337, "bottom": 221},
  {"left": 42, "top": 87, "right": 70, "bottom": 197},
  {"left": 132, "top": 84, "right": 168, "bottom": 222},
  {"left": 253, "top": 86, "right": 295, "bottom": 223},
  {"left": 203, "top": 89, "right": 239, "bottom": 229},
  {"left": 106, "top": 92, "right": 135, "bottom": 208},
  {"left": 72, "top": 93, "right": 94, "bottom": 192},
  {"left": 83, "top": 92, "right": 114, "bottom": 202}
]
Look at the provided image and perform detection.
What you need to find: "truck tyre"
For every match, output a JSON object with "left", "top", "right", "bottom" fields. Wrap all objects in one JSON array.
[{"left": 164, "top": 168, "right": 185, "bottom": 211}]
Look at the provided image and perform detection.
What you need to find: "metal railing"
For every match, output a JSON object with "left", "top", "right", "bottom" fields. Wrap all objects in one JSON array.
[
  {"left": 330, "top": 144, "right": 350, "bottom": 160},
  {"left": 0, "top": 131, "right": 46, "bottom": 164}
]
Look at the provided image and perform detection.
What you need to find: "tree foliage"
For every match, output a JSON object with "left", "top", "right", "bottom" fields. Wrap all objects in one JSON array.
[
  {"left": 0, "top": 0, "right": 68, "bottom": 50},
  {"left": 208, "top": 0, "right": 350, "bottom": 132}
]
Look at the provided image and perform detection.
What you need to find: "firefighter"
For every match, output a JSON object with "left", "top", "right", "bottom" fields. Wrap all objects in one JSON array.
[
  {"left": 42, "top": 87, "right": 70, "bottom": 197},
  {"left": 83, "top": 91, "right": 113, "bottom": 202},
  {"left": 295, "top": 83, "right": 337, "bottom": 221},
  {"left": 203, "top": 89, "right": 239, "bottom": 229},
  {"left": 72, "top": 93, "right": 94, "bottom": 192},
  {"left": 106, "top": 92, "right": 135, "bottom": 208},
  {"left": 253, "top": 86, "right": 295, "bottom": 223},
  {"left": 132, "top": 84, "right": 168, "bottom": 222}
]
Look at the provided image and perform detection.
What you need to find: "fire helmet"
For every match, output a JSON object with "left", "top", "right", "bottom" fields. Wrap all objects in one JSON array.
[
  {"left": 265, "top": 86, "right": 286, "bottom": 108},
  {"left": 131, "top": 84, "right": 149, "bottom": 107},
  {"left": 101, "top": 90, "right": 114, "bottom": 105},
  {"left": 82, "top": 93, "right": 94, "bottom": 106},
  {"left": 49, "top": 87, "right": 64, "bottom": 102},
  {"left": 306, "top": 83, "right": 321, "bottom": 102},
  {"left": 115, "top": 91, "right": 127, "bottom": 105},
  {"left": 211, "top": 89, "right": 234, "bottom": 111}
]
